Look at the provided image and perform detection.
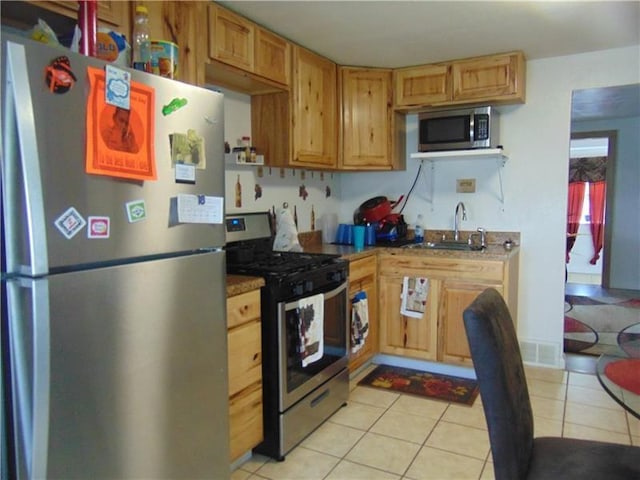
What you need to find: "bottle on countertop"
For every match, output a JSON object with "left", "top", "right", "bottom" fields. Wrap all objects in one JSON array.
[
  {"left": 132, "top": 5, "right": 151, "bottom": 72},
  {"left": 311, "top": 205, "right": 315, "bottom": 230},
  {"left": 414, "top": 214, "right": 424, "bottom": 243}
]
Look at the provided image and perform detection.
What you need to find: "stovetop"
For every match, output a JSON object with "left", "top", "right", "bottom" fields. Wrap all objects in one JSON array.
[
  {"left": 226, "top": 211, "right": 344, "bottom": 276},
  {"left": 227, "top": 249, "right": 343, "bottom": 276}
]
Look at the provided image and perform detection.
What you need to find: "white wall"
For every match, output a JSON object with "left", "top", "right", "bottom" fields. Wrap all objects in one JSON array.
[
  {"left": 572, "top": 115, "right": 640, "bottom": 290},
  {"left": 339, "top": 44, "right": 640, "bottom": 366}
]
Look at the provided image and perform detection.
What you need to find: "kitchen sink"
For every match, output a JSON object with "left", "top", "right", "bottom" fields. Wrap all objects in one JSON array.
[{"left": 403, "top": 241, "right": 484, "bottom": 252}]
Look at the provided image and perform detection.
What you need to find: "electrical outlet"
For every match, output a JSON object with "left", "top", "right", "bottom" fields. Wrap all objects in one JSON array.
[{"left": 456, "top": 178, "right": 476, "bottom": 193}]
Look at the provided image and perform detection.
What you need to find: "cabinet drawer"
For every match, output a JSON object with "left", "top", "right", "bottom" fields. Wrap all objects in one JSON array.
[
  {"left": 379, "top": 254, "right": 504, "bottom": 282},
  {"left": 227, "top": 290, "right": 261, "bottom": 329},
  {"left": 349, "top": 255, "right": 377, "bottom": 282},
  {"left": 228, "top": 320, "right": 262, "bottom": 397},
  {"left": 229, "top": 381, "right": 263, "bottom": 461}
]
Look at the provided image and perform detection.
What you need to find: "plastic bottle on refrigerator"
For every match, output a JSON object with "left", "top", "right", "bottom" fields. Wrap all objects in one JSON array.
[
  {"left": 414, "top": 214, "right": 424, "bottom": 243},
  {"left": 132, "top": 5, "right": 151, "bottom": 72}
]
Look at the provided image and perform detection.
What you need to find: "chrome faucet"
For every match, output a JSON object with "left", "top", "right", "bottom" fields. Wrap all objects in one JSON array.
[
  {"left": 454, "top": 202, "right": 467, "bottom": 241},
  {"left": 477, "top": 227, "right": 487, "bottom": 249}
]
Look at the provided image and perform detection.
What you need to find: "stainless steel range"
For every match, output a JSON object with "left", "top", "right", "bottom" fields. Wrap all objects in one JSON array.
[{"left": 225, "top": 212, "right": 350, "bottom": 461}]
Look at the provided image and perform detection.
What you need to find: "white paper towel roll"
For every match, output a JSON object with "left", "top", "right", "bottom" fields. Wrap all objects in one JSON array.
[
  {"left": 273, "top": 206, "right": 303, "bottom": 252},
  {"left": 320, "top": 213, "right": 338, "bottom": 244}
]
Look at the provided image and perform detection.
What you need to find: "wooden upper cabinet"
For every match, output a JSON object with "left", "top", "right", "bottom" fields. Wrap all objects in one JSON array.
[
  {"left": 145, "top": 1, "right": 206, "bottom": 86},
  {"left": 18, "top": 1, "right": 129, "bottom": 31},
  {"left": 291, "top": 46, "right": 337, "bottom": 168},
  {"left": 393, "top": 51, "right": 525, "bottom": 110},
  {"left": 209, "top": 3, "right": 254, "bottom": 71},
  {"left": 94, "top": 0, "right": 128, "bottom": 28},
  {"left": 452, "top": 51, "right": 525, "bottom": 104},
  {"left": 207, "top": 3, "right": 290, "bottom": 89},
  {"left": 340, "top": 67, "right": 395, "bottom": 170},
  {"left": 394, "top": 63, "right": 451, "bottom": 108},
  {"left": 254, "top": 28, "right": 290, "bottom": 86}
]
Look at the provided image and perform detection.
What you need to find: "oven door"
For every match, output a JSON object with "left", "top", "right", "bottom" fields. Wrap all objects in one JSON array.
[{"left": 277, "top": 281, "right": 348, "bottom": 411}]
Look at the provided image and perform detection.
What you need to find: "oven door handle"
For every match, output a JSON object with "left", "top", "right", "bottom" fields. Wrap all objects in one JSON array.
[{"left": 282, "top": 281, "right": 347, "bottom": 310}]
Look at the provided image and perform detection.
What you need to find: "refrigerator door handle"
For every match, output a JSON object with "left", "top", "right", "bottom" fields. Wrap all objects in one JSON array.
[
  {"left": 4, "top": 41, "right": 49, "bottom": 277},
  {"left": 7, "top": 279, "right": 51, "bottom": 479}
]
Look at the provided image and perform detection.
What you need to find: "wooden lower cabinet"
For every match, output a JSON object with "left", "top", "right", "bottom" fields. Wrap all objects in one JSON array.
[
  {"left": 228, "top": 382, "right": 263, "bottom": 463},
  {"left": 378, "top": 274, "right": 438, "bottom": 360},
  {"left": 227, "top": 289, "right": 263, "bottom": 462},
  {"left": 348, "top": 255, "right": 379, "bottom": 371},
  {"left": 439, "top": 279, "right": 504, "bottom": 365},
  {"left": 378, "top": 252, "right": 518, "bottom": 366}
]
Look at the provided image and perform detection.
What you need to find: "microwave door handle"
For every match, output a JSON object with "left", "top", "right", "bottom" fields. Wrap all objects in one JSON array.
[
  {"left": 5, "top": 41, "right": 49, "bottom": 277},
  {"left": 7, "top": 278, "right": 51, "bottom": 479},
  {"left": 469, "top": 114, "right": 475, "bottom": 143}
]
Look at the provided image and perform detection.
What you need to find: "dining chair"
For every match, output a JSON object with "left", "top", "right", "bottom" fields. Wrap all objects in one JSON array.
[{"left": 462, "top": 288, "right": 639, "bottom": 480}]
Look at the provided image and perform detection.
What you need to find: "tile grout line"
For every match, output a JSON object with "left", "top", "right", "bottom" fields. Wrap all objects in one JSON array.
[
  {"left": 399, "top": 401, "right": 453, "bottom": 479},
  {"left": 561, "top": 371, "right": 570, "bottom": 437}
]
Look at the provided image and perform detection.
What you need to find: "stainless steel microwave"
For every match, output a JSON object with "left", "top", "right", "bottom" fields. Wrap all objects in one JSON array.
[{"left": 418, "top": 106, "right": 500, "bottom": 152}]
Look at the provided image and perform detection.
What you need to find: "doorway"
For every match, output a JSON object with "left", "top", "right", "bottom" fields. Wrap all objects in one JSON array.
[
  {"left": 563, "top": 84, "right": 640, "bottom": 368},
  {"left": 566, "top": 131, "right": 616, "bottom": 288}
]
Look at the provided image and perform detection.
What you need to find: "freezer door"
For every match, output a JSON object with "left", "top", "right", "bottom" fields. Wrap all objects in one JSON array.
[
  {"left": 1, "top": 35, "right": 225, "bottom": 276},
  {"left": 5, "top": 252, "right": 229, "bottom": 479}
]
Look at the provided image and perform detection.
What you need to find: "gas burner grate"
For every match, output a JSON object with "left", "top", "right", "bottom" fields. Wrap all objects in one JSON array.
[{"left": 228, "top": 250, "right": 341, "bottom": 276}]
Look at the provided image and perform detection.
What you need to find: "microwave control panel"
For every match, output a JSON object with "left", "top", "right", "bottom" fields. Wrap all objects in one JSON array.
[{"left": 474, "top": 114, "right": 490, "bottom": 141}]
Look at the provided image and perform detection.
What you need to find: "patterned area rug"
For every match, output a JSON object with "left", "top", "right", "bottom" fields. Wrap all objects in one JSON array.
[
  {"left": 564, "top": 295, "right": 640, "bottom": 357},
  {"left": 604, "top": 358, "right": 640, "bottom": 395},
  {"left": 358, "top": 364, "right": 479, "bottom": 406}
]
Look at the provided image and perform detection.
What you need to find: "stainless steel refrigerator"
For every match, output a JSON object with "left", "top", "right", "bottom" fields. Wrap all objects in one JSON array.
[{"left": 1, "top": 34, "right": 229, "bottom": 479}]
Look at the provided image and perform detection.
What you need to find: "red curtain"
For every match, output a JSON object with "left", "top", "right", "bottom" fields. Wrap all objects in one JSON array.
[
  {"left": 588, "top": 181, "right": 606, "bottom": 264},
  {"left": 566, "top": 182, "right": 585, "bottom": 263}
]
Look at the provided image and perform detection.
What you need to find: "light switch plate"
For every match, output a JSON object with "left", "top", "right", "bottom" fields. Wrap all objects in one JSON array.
[{"left": 456, "top": 178, "right": 476, "bottom": 193}]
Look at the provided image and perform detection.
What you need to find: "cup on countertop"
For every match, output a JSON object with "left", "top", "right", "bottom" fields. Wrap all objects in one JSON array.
[
  {"left": 353, "top": 225, "right": 365, "bottom": 251},
  {"left": 336, "top": 224, "right": 354, "bottom": 245},
  {"left": 365, "top": 224, "right": 377, "bottom": 246}
]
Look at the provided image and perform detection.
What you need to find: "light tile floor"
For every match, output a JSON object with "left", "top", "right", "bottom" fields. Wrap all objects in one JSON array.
[{"left": 232, "top": 363, "right": 639, "bottom": 480}]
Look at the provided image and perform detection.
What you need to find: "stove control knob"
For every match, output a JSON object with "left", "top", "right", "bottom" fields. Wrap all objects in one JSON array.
[
  {"left": 292, "top": 282, "right": 304, "bottom": 296},
  {"left": 304, "top": 280, "right": 313, "bottom": 292},
  {"left": 328, "top": 271, "right": 341, "bottom": 283}
]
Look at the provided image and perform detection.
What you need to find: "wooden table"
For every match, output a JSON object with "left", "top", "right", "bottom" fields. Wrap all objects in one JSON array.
[{"left": 596, "top": 355, "right": 640, "bottom": 419}]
